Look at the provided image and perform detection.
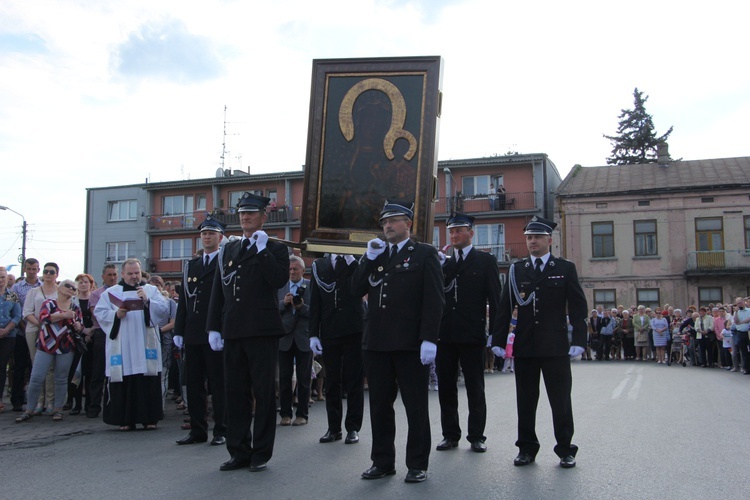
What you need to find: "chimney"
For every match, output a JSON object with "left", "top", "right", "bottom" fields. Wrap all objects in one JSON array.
[{"left": 657, "top": 142, "right": 670, "bottom": 166}]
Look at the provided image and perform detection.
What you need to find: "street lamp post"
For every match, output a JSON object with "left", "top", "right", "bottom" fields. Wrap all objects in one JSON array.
[
  {"left": 443, "top": 167, "right": 456, "bottom": 213},
  {"left": 0, "top": 205, "right": 27, "bottom": 277}
]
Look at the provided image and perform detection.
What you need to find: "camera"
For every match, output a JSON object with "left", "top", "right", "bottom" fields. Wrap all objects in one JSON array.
[{"left": 292, "top": 285, "right": 307, "bottom": 305}]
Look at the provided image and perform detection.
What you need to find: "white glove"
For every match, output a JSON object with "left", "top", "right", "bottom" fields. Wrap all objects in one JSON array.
[
  {"left": 420, "top": 340, "right": 437, "bottom": 365},
  {"left": 173, "top": 335, "right": 184, "bottom": 349},
  {"left": 310, "top": 337, "right": 323, "bottom": 355},
  {"left": 208, "top": 331, "right": 224, "bottom": 351},
  {"left": 366, "top": 238, "right": 386, "bottom": 261},
  {"left": 252, "top": 230, "right": 269, "bottom": 253},
  {"left": 437, "top": 244, "right": 449, "bottom": 266},
  {"left": 491, "top": 346, "right": 506, "bottom": 358},
  {"left": 568, "top": 346, "right": 585, "bottom": 358}
]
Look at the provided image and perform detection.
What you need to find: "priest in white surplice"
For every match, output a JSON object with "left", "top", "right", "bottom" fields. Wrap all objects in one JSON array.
[{"left": 94, "top": 258, "right": 169, "bottom": 430}]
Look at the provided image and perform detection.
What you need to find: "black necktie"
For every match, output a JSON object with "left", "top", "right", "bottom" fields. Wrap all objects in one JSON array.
[
  {"left": 335, "top": 255, "right": 345, "bottom": 273},
  {"left": 390, "top": 245, "right": 398, "bottom": 262},
  {"left": 457, "top": 248, "right": 464, "bottom": 264},
  {"left": 204, "top": 255, "right": 210, "bottom": 268},
  {"left": 239, "top": 239, "right": 250, "bottom": 257},
  {"left": 534, "top": 257, "right": 543, "bottom": 276}
]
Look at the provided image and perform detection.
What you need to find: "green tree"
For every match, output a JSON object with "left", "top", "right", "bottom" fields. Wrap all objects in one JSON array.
[{"left": 603, "top": 88, "right": 674, "bottom": 165}]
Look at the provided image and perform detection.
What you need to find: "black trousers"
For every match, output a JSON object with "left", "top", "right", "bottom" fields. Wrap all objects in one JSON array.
[
  {"left": 363, "top": 350, "right": 431, "bottom": 470},
  {"left": 87, "top": 330, "right": 107, "bottom": 414},
  {"left": 436, "top": 342, "right": 487, "bottom": 443},
  {"left": 185, "top": 343, "right": 226, "bottom": 438},
  {"left": 0, "top": 337, "right": 14, "bottom": 405},
  {"left": 224, "top": 336, "right": 278, "bottom": 465},
  {"left": 623, "top": 336, "right": 636, "bottom": 358},
  {"left": 10, "top": 335, "right": 30, "bottom": 408},
  {"left": 597, "top": 335, "right": 613, "bottom": 360},
  {"left": 321, "top": 334, "right": 364, "bottom": 433},
  {"left": 278, "top": 344, "right": 313, "bottom": 420},
  {"left": 514, "top": 356, "right": 577, "bottom": 458},
  {"left": 736, "top": 331, "right": 750, "bottom": 372}
]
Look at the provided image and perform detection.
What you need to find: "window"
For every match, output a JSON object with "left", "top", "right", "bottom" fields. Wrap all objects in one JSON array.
[
  {"left": 634, "top": 220, "right": 657, "bottom": 256},
  {"left": 698, "top": 287, "right": 722, "bottom": 307},
  {"left": 474, "top": 223, "right": 505, "bottom": 260},
  {"left": 592, "top": 222, "right": 614, "bottom": 258},
  {"left": 695, "top": 217, "right": 723, "bottom": 251},
  {"left": 106, "top": 241, "right": 135, "bottom": 262},
  {"left": 432, "top": 226, "right": 440, "bottom": 247},
  {"left": 160, "top": 239, "right": 192, "bottom": 260},
  {"left": 108, "top": 200, "right": 137, "bottom": 221},
  {"left": 636, "top": 288, "right": 660, "bottom": 310},
  {"left": 638, "top": 200, "right": 650, "bottom": 206},
  {"left": 745, "top": 216, "right": 750, "bottom": 250},
  {"left": 594, "top": 289, "right": 616, "bottom": 311},
  {"left": 163, "top": 195, "right": 193, "bottom": 216},
  {"left": 196, "top": 237, "right": 203, "bottom": 252},
  {"left": 461, "top": 175, "right": 491, "bottom": 197},
  {"left": 196, "top": 194, "right": 207, "bottom": 211}
]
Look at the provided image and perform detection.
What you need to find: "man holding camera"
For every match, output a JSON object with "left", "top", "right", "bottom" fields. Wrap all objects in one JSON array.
[{"left": 277, "top": 255, "right": 313, "bottom": 426}]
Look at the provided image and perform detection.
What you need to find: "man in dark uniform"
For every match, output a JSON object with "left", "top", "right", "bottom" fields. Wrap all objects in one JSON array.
[
  {"left": 435, "top": 213, "right": 501, "bottom": 453},
  {"left": 492, "top": 216, "right": 587, "bottom": 468},
  {"left": 352, "top": 199, "right": 444, "bottom": 484},
  {"left": 277, "top": 255, "right": 313, "bottom": 427},
  {"left": 308, "top": 253, "right": 364, "bottom": 445},
  {"left": 174, "top": 216, "right": 227, "bottom": 446},
  {"left": 206, "top": 192, "right": 290, "bottom": 472}
]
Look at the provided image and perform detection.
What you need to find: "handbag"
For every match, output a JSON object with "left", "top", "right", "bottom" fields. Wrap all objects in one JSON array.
[{"left": 68, "top": 327, "right": 88, "bottom": 353}]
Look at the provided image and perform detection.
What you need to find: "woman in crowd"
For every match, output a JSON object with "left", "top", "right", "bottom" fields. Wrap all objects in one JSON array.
[
  {"left": 16, "top": 279, "right": 84, "bottom": 423},
  {"left": 650, "top": 310, "right": 669, "bottom": 363},
  {"left": 65, "top": 273, "right": 96, "bottom": 415},
  {"left": 22, "top": 262, "right": 60, "bottom": 414},
  {"left": 633, "top": 305, "right": 651, "bottom": 361},
  {"left": 0, "top": 266, "right": 22, "bottom": 413}
]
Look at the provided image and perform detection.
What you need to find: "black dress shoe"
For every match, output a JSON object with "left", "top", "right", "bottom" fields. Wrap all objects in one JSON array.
[
  {"left": 361, "top": 465, "right": 396, "bottom": 480},
  {"left": 513, "top": 452, "right": 535, "bottom": 466},
  {"left": 559, "top": 455, "right": 576, "bottom": 468},
  {"left": 211, "top": 436, "right": 226, "bottom": 446},
  {"left": 176, "top": 434, "right": 208, "bottom": 445},
  {"left": 436, "top": 438, "right": 459, "bottom": 451},
  {"left": 220, "top": 457, "right": 251, "bottom": 471},
  {"left": 320, "top": 430, "right": 343, "bottom": 443},
  {"left": 248, "top": 462, "right": 267, "bottom": 472},
  {"left": 470, "top": 440, "right": 487, "bottom": 453},
  {"left": 404, "top": 469, "right": 427, "bottom": 483},
  {"left": 345, "top": 430, "right": 359, "bottom": 444}
]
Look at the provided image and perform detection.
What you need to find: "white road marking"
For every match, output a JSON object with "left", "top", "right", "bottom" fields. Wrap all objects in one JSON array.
[{"left": 612, "top": 366, "right": 643, "bottom": 399}]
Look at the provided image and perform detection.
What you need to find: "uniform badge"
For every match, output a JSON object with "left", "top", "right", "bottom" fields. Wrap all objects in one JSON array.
[
  {"left": 407, "top": 245, "right": 414, "bottom": 251},
  {"left": 403, "top": 263, "right": 410, "bottom": 268},
  {"left": 228, "top": 260, "right": 233, "bottom": 267},
  {"left": 377, "top": 266, "right": 384, "bottom": 272}
]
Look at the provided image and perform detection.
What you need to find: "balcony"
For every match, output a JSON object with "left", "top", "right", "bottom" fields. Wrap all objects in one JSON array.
[
  {"left": 685, "top": 250, "right": 750, "bottom": 276},
  {"left": 148, "top": 207, "right": 292, "bottom": 231},
  {"left": 473, "top": 242, "right": 528, "bottom": 263},
  {"left": 433, "top": 192, "right": 536, "bottom": 215}
]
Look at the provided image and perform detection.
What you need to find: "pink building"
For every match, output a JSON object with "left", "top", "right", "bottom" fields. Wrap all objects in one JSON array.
[{"left": 557, "top": 154, "right": 750, "bottom": 309}]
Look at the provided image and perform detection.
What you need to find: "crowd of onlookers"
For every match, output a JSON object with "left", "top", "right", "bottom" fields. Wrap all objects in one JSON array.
[
  {"left": 577, "top": 300, "right": 750, "bottom": 372},
  {"left": 0, "top": 258, "right": 185, "bottom": 420}
]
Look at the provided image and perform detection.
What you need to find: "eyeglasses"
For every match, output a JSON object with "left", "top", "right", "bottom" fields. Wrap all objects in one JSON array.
[
  {"left": 43, "top": 269, "right": 57, "bottom": 275},
  {"left": 63, "top": 283, "right": 77, "bottom": 292}
]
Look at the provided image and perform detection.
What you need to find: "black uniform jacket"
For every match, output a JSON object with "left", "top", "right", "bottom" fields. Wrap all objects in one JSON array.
[
  {"left": 206, "top": 238, "right": 290, "bottom": 339},
  {"left": 438, "top": 248, "right": 502, "bottom": 346},
  {"left": 174, "top": 255, "right": 216, "bottom": 345},
  {"left": 492, "top": 255, "right": 587, "bottom": 357},
  {"left": 352, "top": 240, "right": 444, "bottom": 352},
  {"left": 308, "top": 257, "right": 364, "bottom": 341},
  {"left": 277, "top": 278, "right": 312, "bottom": 352}
]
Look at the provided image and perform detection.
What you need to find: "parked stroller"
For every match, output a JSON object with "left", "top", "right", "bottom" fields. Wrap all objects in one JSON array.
[{"left": 669, "top": 329, "right": 687, "bottom": 367}]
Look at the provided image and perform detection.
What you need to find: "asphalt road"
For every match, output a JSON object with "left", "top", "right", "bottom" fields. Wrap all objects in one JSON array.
[{"left": 2, "top": 359, "right": 748, "bottom": 499}]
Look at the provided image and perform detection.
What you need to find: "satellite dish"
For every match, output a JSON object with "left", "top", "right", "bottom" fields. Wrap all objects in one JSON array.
[{"left": 215, "top": 168, "right": 224, "bottom": 178}]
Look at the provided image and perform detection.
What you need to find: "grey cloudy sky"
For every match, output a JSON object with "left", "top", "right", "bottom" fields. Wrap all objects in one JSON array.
[{"left": 0, "top": 0, "right": 747, "bottom": 278}]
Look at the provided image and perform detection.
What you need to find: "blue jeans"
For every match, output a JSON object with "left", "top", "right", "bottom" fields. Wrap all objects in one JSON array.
[{"left": 26, "top": 350, "right": 74, "bottom": 410}]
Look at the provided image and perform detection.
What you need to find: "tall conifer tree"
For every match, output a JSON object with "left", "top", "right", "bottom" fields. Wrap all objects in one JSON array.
[{"left": 604, "top": 88, "right": 674, "bottom": 165}]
